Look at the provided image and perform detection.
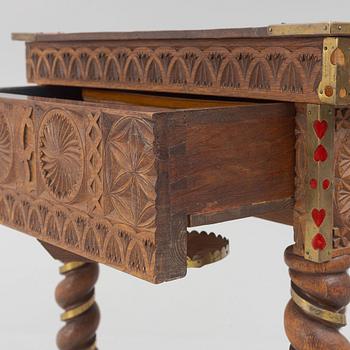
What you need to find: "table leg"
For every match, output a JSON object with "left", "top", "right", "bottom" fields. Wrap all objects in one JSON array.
[
  {"left": 56, "top": 262, "right": 100, "bottom": 350},
  {"left": 284, "top": 246, "right": 350, "bottom": 349},
  {"left": 287, "top": 104, "right": 350, "bottom": 349}
]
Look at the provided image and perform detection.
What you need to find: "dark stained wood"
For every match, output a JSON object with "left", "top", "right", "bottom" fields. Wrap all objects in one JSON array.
[
  {"left": 19, "top": 35, "right": 324, "bottom": 104},
  {"left": 56, "top": 262, "right": 100, "bottom": 350},
  {"left": 166, "top": 102, "right": 296, "bottom": 220},
  {"left": 284, "top": 246, "right": 350, "bottom": 350},
  {"left": 189, "top": 198, "right": 294, "bottom": 227}
]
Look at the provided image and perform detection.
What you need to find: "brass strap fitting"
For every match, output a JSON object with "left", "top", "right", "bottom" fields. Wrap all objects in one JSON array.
[
  {"left": 61, "top": 295, "right": 96, "bottom": 321},
  {"left": 291, "top": 287, "right": 347, "bottom": 326},
  {"left": 59, "top": 261, "right": 87, "bottom": 274}
]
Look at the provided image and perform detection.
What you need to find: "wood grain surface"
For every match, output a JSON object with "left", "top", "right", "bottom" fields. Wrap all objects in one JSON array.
[{"left": 0, "top": 86, "right": 295, "bottom": 282}]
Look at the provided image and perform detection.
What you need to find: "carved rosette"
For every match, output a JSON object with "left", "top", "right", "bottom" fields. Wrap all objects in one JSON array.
[
  {"left": 39, "top": 109, "right": 84, "bottom": 202},
  {"left": 0, "top": 114, "right": 13, "bottom": 183},
  {"left": 104, "top": 116, "right": 156, "bottom": 234}
]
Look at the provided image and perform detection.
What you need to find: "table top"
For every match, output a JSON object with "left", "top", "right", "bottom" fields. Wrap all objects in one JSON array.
[{"left": 12, "top": 22, "right": 350, "bottom": 42}]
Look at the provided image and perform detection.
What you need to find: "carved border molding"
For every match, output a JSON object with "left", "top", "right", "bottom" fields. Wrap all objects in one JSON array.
[
  {"left": 0, "top": 187, "right": 156, "bottom": 280},
  {"left": 26, "top": 44, "right": 322, "bottom": 102}
]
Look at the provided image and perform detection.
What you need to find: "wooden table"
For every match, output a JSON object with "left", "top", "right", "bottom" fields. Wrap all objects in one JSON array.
[{"left": 1, "top": 22, "right": 350, "bottom": 349}]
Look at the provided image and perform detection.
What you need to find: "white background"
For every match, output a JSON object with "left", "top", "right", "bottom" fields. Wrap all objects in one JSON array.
[{"left": 0, "top": 1, "right": 349, "bottom": 349}]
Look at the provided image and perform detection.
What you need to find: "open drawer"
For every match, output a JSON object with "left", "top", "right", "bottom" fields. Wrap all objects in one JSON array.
[{"left": 0, "top": 86, "right": 295, "bottom": 283}]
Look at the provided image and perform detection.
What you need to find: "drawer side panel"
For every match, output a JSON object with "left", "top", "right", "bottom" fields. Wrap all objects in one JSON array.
[{"left": 167, "top": 103, "right": 296, "bottom": 223}]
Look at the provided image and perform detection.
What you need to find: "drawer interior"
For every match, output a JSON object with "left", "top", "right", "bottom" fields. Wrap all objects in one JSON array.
[{"left": 0, "top": 85, "right": 266, "bottom": 109}]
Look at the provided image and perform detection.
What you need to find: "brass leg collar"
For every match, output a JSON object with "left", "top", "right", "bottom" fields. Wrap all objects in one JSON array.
[
  {"left": 291, "top": 287, "right": 347, "bottom": 326},
  {"left": 59, "top": 261, "right": 87, "bottom": 274}
]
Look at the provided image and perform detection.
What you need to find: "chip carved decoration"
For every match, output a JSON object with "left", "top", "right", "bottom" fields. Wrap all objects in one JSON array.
[
  {"left": 0, "top": 101, "right": 158, "bottom": 281},
  {"left": 0, "top": 188, "right": 156, "bottom": 278},
  {"left": 86, "top": 111, "right": 103, "bottom": 214},
  {"left": 293, "top": 106, "right": 307, "bottom": 255},
  {"left": 334, "top": 108, "right": 350, "bottom": 252},
  {"left": 27, "top": 45, "right": 322, "bottom": 100},
  {"left": 39, "top": 109, "right": 84, "bottom": 202},
  {"left": 0, "top": 114, "right": 13, "bottom": 183},
  {"left": 19, "top": 107, "right": 36, "bottom": 191},
  {"left": 104, "top": 116, "right": 156, "bottom": 235}
]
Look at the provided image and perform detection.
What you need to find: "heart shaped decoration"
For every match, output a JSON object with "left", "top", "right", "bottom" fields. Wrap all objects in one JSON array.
[
  {"left": 310, "top": 178, "right": 317, "bottom": 189},
  {"left": 322, "top": 179, "right": 330, "bottom": 190},
  {"left": 312, "top": 233, "right": 327, "bottom": 250},
  {"left": 313, "top": 120, "right": 328, "bottom": 139},
  {"left": 314, "top": 145, "right": 328, "bottom": 162},
  {"left": 312, "top": 208, "right": 326, "bottom": 227}
]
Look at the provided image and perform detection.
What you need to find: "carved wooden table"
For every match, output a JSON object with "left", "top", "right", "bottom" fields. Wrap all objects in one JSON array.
[{"left": 2, "top": 22, "right": 350, "bottom": 349}]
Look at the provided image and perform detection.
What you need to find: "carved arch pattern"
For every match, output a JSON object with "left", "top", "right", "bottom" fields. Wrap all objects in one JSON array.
[
  {"left": 0, "top": 188, "right": 156, "bottom": 278},
  {"left": 27, "top": 45, "right": 322, "bottom": 98}
]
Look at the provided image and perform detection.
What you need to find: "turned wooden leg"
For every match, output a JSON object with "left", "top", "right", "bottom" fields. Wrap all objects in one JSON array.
[
  {"left": 284, "top": 246, "right": 350, "bottom": 350},
  {"left": 56, "top": 262, "right": 100, "bottom": 350}
]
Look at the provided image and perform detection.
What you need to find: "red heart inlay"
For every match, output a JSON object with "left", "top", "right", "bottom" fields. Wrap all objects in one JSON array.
[
  {"left": 312, "top": 208, "right": 326, "bottom": 227},
  {"left": 314, "top": 145, "right": 328, "bottom": 162},
  {"left": 322, "top": 179, "right": 330, "bottom": 190},
  {"left": 312, "top": 233, "right": 327, "bottom": 250},
  {"left": 310, "top": 178, "right": 317, "bottom": 189},
  {"left": 313, "top": 120, "right": 328, "bottom": 139}
]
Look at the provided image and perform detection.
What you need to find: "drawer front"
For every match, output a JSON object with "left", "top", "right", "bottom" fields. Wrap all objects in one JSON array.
[{"left": 0, "top": 92, "right": 174, "bottom": 283}]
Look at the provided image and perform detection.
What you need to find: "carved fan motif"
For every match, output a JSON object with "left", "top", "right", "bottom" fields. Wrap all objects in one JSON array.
[
  {"left": 105, "top": 117, "right": 156, "bottom": 233},
  {"left": 39, "top": 109, "right": 84, "bottom": 202},
  {"left": 0, "top": 114, "right": 12, "bottom": 183}
]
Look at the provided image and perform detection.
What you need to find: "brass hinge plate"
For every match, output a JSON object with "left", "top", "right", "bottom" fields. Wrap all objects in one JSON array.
[
  {"left": 318, "top": 37, "right": 350, "bottom": 105},
  {"left": 268, "top": 22, "right": 350, "bottom": 36}
]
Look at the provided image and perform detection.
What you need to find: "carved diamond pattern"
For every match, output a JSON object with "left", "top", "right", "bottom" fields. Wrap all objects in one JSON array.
[{"left": 86, "top": 112, "right": 103, "bottom": 213}]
